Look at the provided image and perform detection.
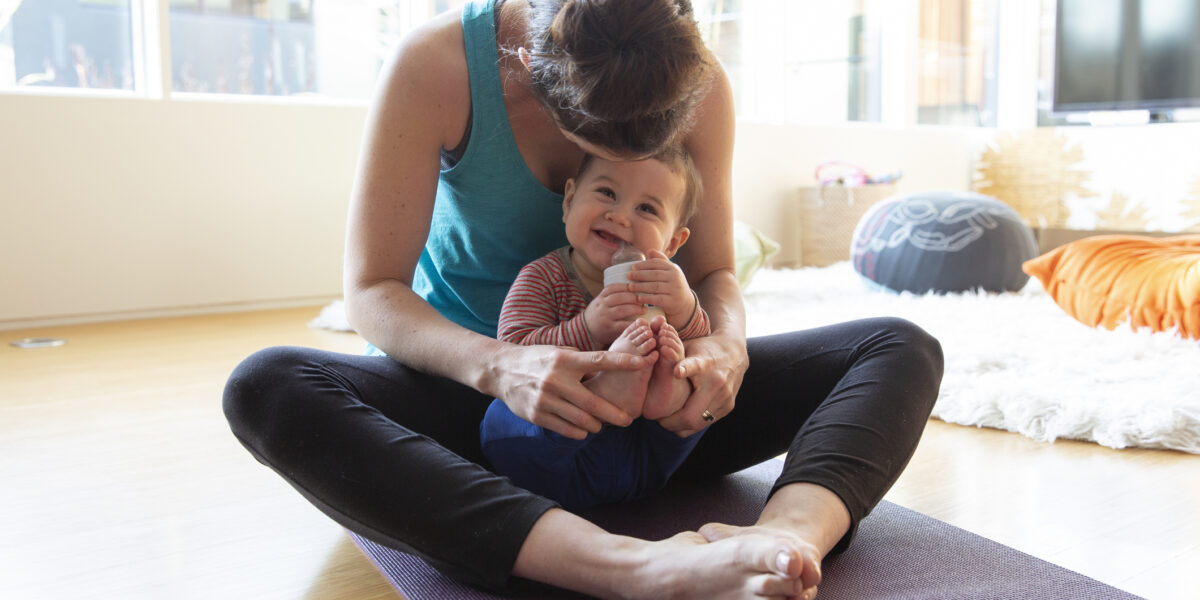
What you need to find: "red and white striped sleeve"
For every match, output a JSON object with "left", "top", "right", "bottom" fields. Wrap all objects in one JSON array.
[{"left": 497, "top": 253, "right": 598, "bottom": 351}]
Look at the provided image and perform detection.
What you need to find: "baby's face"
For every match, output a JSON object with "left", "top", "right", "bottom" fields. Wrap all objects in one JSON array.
[{"left": 562, "top": 156, "right": 689, "bottom": 274}]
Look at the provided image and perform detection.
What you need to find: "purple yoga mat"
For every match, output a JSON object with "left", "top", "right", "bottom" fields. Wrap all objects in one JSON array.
[{"left": 350, "top": 460, "right": 1142, "bottom": 599}]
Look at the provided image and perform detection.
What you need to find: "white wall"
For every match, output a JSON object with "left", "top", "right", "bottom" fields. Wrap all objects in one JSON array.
[
  {"left": 0, "top": 93, "right": 990, "bottom": 329},
  {"left": 1038, "top": 122, "right": 1200, "bottom": 231},
  {"left": 732, "top": 121, "right": 986, "bottom": 266},
  {"left": 732, "top": 120, "right": 1200, "bottom": 268},
  {"left": 0, "top": 94, "right": 364, "bottom": 329}
]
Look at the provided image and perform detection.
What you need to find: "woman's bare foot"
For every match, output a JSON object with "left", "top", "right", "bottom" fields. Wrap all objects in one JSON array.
[
  {"left": 627, "top": 530, "right": 812, "bottom": 599},
  {"left": 687, "top": 482, "right": 852, "bottom": 599},
  {"left": 514, "top": 508, "right": 815, "bottom": 600},
  {"left": 642, "top": 318, "right": 691, "bottom": 421},
  {"left": 697, "top": 523, "right": 822, "bottom": 598},
  {"left": 585, "top": 320, "right": 657, "bottom": 418}
]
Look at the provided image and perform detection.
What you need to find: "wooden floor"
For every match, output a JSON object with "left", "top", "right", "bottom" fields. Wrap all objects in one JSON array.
[{"left": 1, "top": 307, "right": 1196, "bottom": 600}]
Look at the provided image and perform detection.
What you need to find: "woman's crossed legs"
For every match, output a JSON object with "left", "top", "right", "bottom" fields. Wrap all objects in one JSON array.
[{"left": 222, "top": 317, "right": 941, "bottom": 598}]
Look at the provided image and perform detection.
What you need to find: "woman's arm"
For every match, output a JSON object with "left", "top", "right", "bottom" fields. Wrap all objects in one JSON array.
[
  {"left": 639, "top": 65, "right": 748, "bottom": 436},
  {"left": 343, "top": 11, "right": 473, "bottom": 374},
  {"left": 343, "top": 14, "right": 638, "bottom": 439}
]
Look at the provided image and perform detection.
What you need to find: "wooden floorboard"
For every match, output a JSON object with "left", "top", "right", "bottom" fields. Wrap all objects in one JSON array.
[{"left": 2, "top": 307, "right": 1196, "bottom": 599}]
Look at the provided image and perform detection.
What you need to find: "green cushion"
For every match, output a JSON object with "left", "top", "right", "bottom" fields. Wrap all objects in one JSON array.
[{"left": 734, "top": 221, "right": 781, "bottom": 289}]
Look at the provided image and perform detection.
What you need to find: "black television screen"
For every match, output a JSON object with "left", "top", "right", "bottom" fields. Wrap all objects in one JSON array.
[{"left": 1054, "top": 0, "right": 1200, "bottom": 113}]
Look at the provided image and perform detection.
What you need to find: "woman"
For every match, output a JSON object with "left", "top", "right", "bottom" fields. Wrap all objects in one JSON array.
[{"left": 223, "top": 1, "right": 944, "bottom": 598}]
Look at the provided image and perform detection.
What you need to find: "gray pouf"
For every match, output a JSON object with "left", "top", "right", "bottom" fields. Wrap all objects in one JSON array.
[{"left": 850, "top": 191, "right": 1038, "bottom": 294}]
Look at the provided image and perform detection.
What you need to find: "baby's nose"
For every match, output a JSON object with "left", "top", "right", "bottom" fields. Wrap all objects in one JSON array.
[{"left": 606, "top": 206, "right": 632, "bottom": 226}]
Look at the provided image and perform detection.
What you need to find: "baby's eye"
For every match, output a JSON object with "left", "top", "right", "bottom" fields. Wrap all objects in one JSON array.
[
  {"left": 596, "top": 187, "right": 616, "bottom": 200},
  {"left": 636, "top": 203, "right": 659, "bottom": 216}
]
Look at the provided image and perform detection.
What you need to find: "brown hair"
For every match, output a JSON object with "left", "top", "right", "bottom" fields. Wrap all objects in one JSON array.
[
  {"left": 577, "top": 145, "right": 702, "bottom": 226},
  {"left": 524, "top": 0, "right": 715, "bottom": 156}
]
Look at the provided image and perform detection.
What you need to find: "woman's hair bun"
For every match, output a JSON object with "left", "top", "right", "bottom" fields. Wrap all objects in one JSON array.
[{"left": 526, "top": 0, "right": 714, "bottom": 155}]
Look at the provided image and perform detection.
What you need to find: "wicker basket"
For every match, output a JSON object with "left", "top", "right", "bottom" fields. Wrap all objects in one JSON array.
[{"left": 797, "top": 184, "right": 896, "bottom": 267}]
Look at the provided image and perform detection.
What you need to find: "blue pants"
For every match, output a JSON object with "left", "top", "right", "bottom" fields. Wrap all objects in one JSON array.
[{"left": 480, "top": 399, "right": 704, "bottom": 510}]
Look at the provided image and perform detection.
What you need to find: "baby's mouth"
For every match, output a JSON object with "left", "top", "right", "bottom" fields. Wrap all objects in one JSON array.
[{"left": 593, "top": 229, "right": 625, "bottom": 245}]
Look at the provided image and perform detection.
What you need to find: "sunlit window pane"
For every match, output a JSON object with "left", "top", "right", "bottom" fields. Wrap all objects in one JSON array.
[
  {"left": 1, "top": 0, "right": 136, "bottom": 91},
  {"left": 787, "top": 5, "right": 882, "bottom": 124},
  {"left": 168, "top": 0, "right": 466, "bottom": 99},
  {"left": 694, "top": 0, "right": 742, "bottom": 109},
  {"left": 169, "top": 0, "right": 319, "bottom": 95},
  {"left": 917, "top": 0, "right": 998, "bottom": 126},
  {"left": 695, "top": 0, "right": 882, "bottom": 124},
  {"left": 1036, "top": 0, "right": 1068, "bottom": 126}
]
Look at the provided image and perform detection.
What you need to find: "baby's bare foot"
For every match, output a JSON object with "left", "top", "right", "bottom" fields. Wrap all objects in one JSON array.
[
  {"left": 642, "top": 320, "right": 690, "bottom": 421},
  {"left": 608, "top": 319, "right": 655, "bottom": 356},
  {"left": 586, "top": 320, "right": 657, "bottom": 418}
]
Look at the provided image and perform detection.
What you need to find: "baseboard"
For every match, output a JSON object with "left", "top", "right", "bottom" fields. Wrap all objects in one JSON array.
[{"left": 0, "top": 295, "right": 341, "bottom": 332}]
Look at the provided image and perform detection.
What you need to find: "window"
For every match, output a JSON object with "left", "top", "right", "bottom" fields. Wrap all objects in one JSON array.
[
  {"left": 695, "top": 0, "right": 884, "bottom": 124},
  {"left": 167, "top": 0, "right": 467, "bottom": 99},
  {"left": 2, "top": 0, "right": 468, "bottom": 100},
  {"left": 168, "top": 0, "right": 320, "bottom": 95},
  {"left": 4, "top": 0, "right": 1010, "bottom": 125},
  {"left": 1, "top": 0, "right": 137, "bottom": 92},
  {"left": 696, "top": 0, "right": 1009, "bottom": 127},
  {"left": 917, "top": 0, "right": 999, "bottom": 126},
  {"left": 1035, "top": 0, "right": 1069, "bottom": 126}
]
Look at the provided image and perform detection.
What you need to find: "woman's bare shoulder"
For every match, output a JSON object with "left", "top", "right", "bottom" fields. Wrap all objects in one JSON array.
[
  {"left": 686, "top": 63, "right": 735, "bottom": 152},
  {"left": 376, "top": 8, "right": 471, "bottom": 149},
  {"left": 395, "top": 8, "right": 467, "bottom": 71}
]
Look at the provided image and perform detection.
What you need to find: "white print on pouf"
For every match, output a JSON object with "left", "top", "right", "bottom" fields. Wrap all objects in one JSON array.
[{"left": 854, "top": 199, "right": 1008, "bottom": 255}]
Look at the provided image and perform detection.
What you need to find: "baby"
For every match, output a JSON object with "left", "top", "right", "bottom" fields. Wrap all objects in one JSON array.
[{"left": 480, "top": 147, "right": 710, "bottom": 509}]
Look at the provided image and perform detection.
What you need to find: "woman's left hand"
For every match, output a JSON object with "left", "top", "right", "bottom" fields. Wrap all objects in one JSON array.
[{"left": 655, "top": 330, "right": 748, "bottom": 436}]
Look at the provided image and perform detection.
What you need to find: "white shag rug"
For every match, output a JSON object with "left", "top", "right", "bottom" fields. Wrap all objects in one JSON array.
[
  {"left": 742, "top": 264, "right": 1200, "bottom": 454},
  {"left": 310, "top": 263, "right": 1200, "bottom": 454}
]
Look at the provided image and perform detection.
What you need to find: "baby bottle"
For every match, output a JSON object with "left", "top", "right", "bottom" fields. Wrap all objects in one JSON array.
[{"left": 603, "top": 242, "right": 666, "bottom": 322}]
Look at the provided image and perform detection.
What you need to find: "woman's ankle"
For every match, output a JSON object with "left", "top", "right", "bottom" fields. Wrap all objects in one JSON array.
[
  {"left": 512, "top": 509, "right": 648, "bottom": 599},
  {"left": 758, "top": 482, "right": 851, "bottom": 558}
]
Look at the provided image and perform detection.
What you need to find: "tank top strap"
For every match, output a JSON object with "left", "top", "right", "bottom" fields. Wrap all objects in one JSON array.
[
  {"left": 454, "top": 0, "right": 552, "bottom": 191},
  {"left": 405, "top": 0, "right": 568, "bottom": 340},
  {"left": 458, "top": 1, "right": 506, "bottom": 163}
]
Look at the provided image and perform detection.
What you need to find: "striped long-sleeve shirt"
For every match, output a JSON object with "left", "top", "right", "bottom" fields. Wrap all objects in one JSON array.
[{"left": 497, "top": 247, "right": 711, "bottom": 351}]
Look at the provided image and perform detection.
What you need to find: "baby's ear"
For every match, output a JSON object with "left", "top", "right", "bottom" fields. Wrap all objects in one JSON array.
[
  {"left": 663, "top": 227, "right": 690, "bottom": 258},
  {"left": 562, "top": 178, "right": 577, "bottom": 222}
]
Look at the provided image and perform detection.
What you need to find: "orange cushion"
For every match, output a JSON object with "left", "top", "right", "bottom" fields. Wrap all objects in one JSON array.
[{"left": 1022, "top": 235, "right": 1200, "bottom": 339}]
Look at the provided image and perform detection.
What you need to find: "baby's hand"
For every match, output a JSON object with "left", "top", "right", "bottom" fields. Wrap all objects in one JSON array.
[
  {"left": 583, "top": 284, "right": 646, "bottom": 346},
  {"left": 629, "top": 250, "right": 697, "bottom": 330}
]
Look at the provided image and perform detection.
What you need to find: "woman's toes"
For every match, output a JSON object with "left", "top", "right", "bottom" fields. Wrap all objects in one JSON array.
[
  {"left": 698, "top": 522, "right": 737, "bottom": 542},
  {"left": 754, "top": 573, "right": 805, "bottom": 597}
]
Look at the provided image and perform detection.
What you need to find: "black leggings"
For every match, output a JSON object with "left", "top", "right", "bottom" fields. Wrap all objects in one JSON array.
[{"left": 222, "top": 317, "right": 943, "bottom": 591}]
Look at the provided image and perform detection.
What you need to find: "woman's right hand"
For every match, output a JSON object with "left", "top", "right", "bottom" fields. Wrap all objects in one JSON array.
[{"left": 489, "top": 343, "right": 649, "bottom": 439}]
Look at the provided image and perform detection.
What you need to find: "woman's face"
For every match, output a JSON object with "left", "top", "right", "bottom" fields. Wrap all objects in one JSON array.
[{"left": 561, "top": 156, "right": 690, "bottom": 280}]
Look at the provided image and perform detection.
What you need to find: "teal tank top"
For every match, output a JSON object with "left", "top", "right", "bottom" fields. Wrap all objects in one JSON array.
[{"left": 411, "top": 0, "right": 567, "bottom": 338}]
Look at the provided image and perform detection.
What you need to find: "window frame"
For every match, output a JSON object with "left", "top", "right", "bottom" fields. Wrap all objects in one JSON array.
[
  {"left": 0, "top": 0, "right": 148, "bottom": 97},
  {"left": 0, "top": 0, "right": 454, "bottom": 106},
  {"left": 6, "top": 0, "right": 1136, "bottom": 128}
]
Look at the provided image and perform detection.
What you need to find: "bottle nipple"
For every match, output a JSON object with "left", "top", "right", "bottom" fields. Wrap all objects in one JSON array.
[
  {"left": 611, "top": 242, "right": 644, "bottom": 266},
  {"left": 603, "top": 242, "right": 642, "bottom": 288}
]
